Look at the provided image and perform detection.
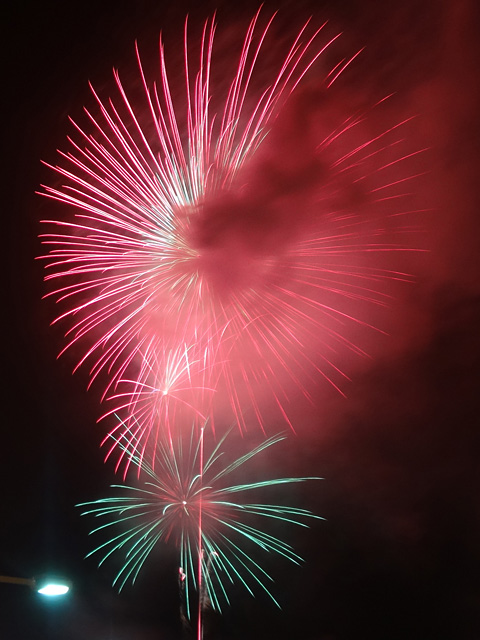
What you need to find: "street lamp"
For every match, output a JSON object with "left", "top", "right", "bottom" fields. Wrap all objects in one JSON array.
[{"left": 0, "top": 574, "right": 71, "bottom": 596}]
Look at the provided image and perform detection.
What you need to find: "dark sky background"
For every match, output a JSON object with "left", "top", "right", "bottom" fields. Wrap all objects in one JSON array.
[{"left": 3, "top": 0, "right": 480, "bottom": 638}]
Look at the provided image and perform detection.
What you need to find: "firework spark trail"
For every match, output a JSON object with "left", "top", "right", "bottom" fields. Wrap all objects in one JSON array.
[
  {"left": 197, "top": 423, "right": 204, "bottom": 640},
  {"left": 78, "top": 424, "right": 322, "bottom": 621},
  {"left": 39, "top": 10, "right": 426, "bottom": 467}
]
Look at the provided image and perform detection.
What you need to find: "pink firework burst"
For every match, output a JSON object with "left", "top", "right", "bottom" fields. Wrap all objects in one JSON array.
[{"left": 39, "top": 9, "right": 426, "bottom": 468}]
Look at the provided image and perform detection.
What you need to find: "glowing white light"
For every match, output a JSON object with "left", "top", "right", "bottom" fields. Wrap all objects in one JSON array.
[{"left": 37, "top": 583, "right": 70, "bottom": 596}]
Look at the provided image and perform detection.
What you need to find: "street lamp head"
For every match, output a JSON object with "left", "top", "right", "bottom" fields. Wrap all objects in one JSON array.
[
  {"left": 34, "top": 576, "right": 71, "bottom": 597},
  {"left": 36, "top": 582, "right": 70, "bottom": 596}
]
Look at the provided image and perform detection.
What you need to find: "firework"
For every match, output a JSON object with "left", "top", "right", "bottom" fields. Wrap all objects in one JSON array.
[
  {"left": 100, "top": 342, "right": 216, "bottom": 472},
  {"left": 78, "top": 425, "right": 322, "bottom": 622},
  {"left": 40, "top": 9, "right": 425, "bottom": 465}
]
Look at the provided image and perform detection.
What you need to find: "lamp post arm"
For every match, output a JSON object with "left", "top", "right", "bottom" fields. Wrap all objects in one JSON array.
[{"left": 0, "top": 575, "right": 35, "bottom": 588}]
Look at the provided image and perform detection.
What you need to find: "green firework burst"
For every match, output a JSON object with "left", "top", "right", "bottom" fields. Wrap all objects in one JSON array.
[{"left": 78, "top": 423, "right": 322, "bottom": 618}]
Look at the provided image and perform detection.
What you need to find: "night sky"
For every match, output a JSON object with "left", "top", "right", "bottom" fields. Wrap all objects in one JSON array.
[{"left": 3, "top": 1, "right": 480, "bottom": 639}]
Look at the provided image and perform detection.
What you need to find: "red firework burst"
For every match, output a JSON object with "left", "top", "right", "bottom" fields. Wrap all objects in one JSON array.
[{"left": 39, "top": 9, "right": 426, "bottom": 470}]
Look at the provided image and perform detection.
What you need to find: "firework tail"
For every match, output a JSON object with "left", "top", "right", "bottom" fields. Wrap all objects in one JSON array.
[{"left": 197, "top": 424, "right": 205, "bottom": 640}]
